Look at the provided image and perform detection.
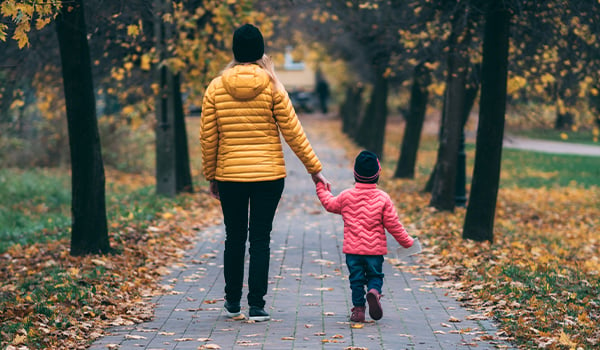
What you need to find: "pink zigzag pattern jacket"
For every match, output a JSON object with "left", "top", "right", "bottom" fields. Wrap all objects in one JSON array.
[{"left": 316, "top": 182, "right": 414, "bottom": 255}]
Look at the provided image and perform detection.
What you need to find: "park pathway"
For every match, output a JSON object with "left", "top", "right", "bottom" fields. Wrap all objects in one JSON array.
[
  {"left": 503, "top": 135, "right": 600, "bottom": 156},
  {"left": 90, "top": 116, "right": 515, "bottom": 350}
]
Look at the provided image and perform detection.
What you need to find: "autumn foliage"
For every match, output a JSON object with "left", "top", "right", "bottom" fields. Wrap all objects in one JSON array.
[{"left": 0, "top": 179, "right": 221, "bottom": 349}]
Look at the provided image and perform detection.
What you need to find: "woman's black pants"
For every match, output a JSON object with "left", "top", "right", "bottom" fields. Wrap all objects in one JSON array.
[{"left": 217, "top": 179, "right": 284, "bottom": 308}]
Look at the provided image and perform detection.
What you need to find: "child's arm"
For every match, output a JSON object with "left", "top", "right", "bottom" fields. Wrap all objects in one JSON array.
[
  {"left": 316, "top": 182, "right": 342, "bottom": 214},
  {"left": 382, "top": 194, "right": 414, "bottom": 248}
]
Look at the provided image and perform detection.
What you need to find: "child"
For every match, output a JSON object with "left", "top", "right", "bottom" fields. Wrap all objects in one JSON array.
[{"left": 315, "top": 150, "right": 415, "bottom": 322}]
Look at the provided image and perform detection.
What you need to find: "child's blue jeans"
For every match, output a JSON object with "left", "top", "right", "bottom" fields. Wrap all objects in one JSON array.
[{"left": 345, "top": 254, "right": 384, "bottom": 307}]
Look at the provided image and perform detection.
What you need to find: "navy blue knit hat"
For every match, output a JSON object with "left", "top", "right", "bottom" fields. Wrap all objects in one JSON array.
[
  {"left": 354, "top": 150, "right": 381, "bottom": 183},
  {"left": 232, "top": 24, "right": 264, "bottom": 63}
]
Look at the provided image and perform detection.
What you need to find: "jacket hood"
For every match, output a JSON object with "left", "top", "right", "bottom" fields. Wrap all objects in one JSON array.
[{"left": 222, "top": 64, "right": 271, "bottom": 100}]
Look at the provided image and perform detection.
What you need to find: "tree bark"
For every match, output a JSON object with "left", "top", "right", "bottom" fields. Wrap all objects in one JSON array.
[
  {"left": 429, "top": 9, "right": 472, "bottom": 212},
  {"left": 394, "top": 62, "right": 431, "bottom": 178},
  {"left": 554, "top": 31, "right": 578, "bottom": 130},
  {"left": 154, "top": 0, "right": 177, "bottom": 197},
  {"left": 56, "top": 0, "right": 111, "bottom": 256},
  {"left": 590, "top": 83, "right": 600, "bottom": 129},
  {"left": 355, "top": 73, "right": 388, "bottom": 159},
  {"left": 341, "top": 84, "right": 364, "bottom": 137},
  {"left": 463, "top": 6, "right": 510, "bottom": 242},
  {"left": 173, "top": 73, "right": 193, "bottom": 193}
]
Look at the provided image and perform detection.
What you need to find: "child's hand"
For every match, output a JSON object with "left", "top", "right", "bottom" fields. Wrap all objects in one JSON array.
[
  {"left": 396, "top": 238, "right": 422, "bottom": 258},
  {"left": 316, "top": 181, "right": 331, "bottom": 192},
  {"left": 313, "top": 172, "right": 331, "bottom": 191}
]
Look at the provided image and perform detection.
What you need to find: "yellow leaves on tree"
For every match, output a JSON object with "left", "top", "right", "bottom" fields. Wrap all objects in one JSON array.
[
  {"left": 0, "top": 0, "right": 61, "bottom": 48},
  {"left": 506, "top": 75, "right": 527, "bottom": 99}
]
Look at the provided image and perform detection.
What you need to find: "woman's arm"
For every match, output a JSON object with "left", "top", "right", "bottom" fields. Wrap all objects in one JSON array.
[
  {"left": 200, "top": 82, "right": 218, "bottom": 181},
  {"left": 273, "top": 90, "right": 322, "bottom": 175}
]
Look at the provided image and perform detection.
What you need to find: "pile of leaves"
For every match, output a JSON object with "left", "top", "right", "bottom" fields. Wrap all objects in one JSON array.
[{"left": 0, "top": 185, "right": 221, "bottom": 349}]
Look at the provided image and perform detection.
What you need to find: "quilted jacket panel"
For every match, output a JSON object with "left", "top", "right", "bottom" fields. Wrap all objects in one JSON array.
[
  {"left": 316, "top": 182, "right": 414, "bottom": 255},
  {"left": 200, "top": 64, "right": 322, "bottom": 182}
]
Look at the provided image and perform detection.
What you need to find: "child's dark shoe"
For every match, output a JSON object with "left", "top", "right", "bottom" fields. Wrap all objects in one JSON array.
[
  {"left": 366, "top": 289, "right": 383, "bottom": 320},
  {"left": 350, "top": 306, "right": 366, "bottom": 322}
]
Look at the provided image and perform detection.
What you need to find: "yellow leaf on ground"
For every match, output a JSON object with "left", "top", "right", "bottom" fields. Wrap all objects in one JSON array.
[
  {"left": 12, "top": 334, "right": 26, "bottom": 344},
  {"left": 558, "top": 330, "right": 577, "bottom": 347}
]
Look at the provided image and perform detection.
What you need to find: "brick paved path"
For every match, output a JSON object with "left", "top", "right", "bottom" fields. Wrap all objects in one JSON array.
[{"left": 90, "top": 117, "right": 514, "bottom": 350}]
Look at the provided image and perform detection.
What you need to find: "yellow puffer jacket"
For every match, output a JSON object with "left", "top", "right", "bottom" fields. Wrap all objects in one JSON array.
[{"left": 200, "top": 64, "right": 322, "bottom": 182}]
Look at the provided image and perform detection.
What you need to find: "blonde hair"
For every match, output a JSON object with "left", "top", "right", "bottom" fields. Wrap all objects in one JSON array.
[{"left": 223, "top": 54, "right": 286, "bottom": 92}]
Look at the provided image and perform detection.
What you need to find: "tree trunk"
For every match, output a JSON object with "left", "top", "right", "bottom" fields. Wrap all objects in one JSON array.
[
  {"left": 173, "top": 73, "right": 193, "bottom": 193},
  {"left": 463, "top": 6, "right": 510, "bottom": 243},
  {"left": 423, "top": 90, "right": 446, "bottom": 193},
  {"left": 554, "top": 80, "right": 577, "bottom": 130},
  {"left": 455, "top": 78, "right": 480, "bottom": 206},
  {"left": 355, "top": 73, "right": 388, "bottom": 159},
  {"left": 56, "top": 0, "right": 111, "bottom": 256},
  {"left": 429, "top": 10, "right": 472, "bottom": 212},
  {"left": 590, "top": 83, "right": 600, "bottom": 129},
  {"left": 554, "top": 32, "right": 578, "bottom": 131},
  {"left": 341, "top": 84, "right": 364, "bottom": 137},
  {"left": 154, "top": 0, "right": 177, "bottom": 197},
  {"left": 395, "top": 62, "right": 431, "bottom": 178}
]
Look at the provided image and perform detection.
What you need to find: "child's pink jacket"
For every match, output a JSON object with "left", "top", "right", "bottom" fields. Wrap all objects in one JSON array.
[{"left": 316, "top": 182, "right": 414, "bottom": 255}]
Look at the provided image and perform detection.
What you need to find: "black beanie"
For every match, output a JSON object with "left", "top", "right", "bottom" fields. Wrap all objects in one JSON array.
[
  {"left": 232, "top": 24, "right": 264, "bottom": 63},
  {"left": 354, "top": 150, "right": 381, "bottom": 183}
]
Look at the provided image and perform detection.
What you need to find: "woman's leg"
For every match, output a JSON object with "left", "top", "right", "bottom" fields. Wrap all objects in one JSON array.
[
  {"left": 217, "top": 181, "right": 250, "bottom": 303},
  {"left": 247, "top": 179, "right": 284, "bottom": 308}
]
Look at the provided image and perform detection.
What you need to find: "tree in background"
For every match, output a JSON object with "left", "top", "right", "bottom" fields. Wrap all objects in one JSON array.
[
  {"left": 154, "top": 0, "right": 193, "bottom": 196},
  {"left": 462, "top": 1, "right": 511, "bottom": 242},
  {"left": 55, "top": 0, "right": 111, "bottom": 255},
  {"left": 394, "top": 62, "right": 431, "bottom": 179},
  {"left": 428, "top": 2, "right": 479, "bottom": 212}
]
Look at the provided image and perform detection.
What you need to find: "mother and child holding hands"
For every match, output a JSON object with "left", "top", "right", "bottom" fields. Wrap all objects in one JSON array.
[{"left": 199, "top": 24, "right": 417, "bottom": 323}]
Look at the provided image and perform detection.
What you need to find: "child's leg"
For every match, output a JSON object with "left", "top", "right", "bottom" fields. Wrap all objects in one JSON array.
[
  {"left": 345, "top": 254, "right": 367, "bottom": 322},
  {"left": 364, "top": 255, "right": 384, "bottom": 320},
  {"left": 345, "top": 254, "right": 367, "bottom": 306},
  {"left": 364, "top": 255, "right": 385, "bottom": 293}
]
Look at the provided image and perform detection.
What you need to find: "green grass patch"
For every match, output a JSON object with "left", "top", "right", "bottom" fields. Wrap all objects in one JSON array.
[
  {"left": 0, "top": 168, "right": 200, "bottom": 254},
  {"left": 508, "top": 128, "right": 599, "bottom": 145},
  {"left": 500, "top": 149, "right": 600, "bottom": 188},
  {"left": 0, "top": 169, "right": 72, "bottom": 252}
]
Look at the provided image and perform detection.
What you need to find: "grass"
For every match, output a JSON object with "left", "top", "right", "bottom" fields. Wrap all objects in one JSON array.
[
  {"left": 507, "top": 127, "right": 599, "bottom": 145},
  {"left": 0, "top": 168, "right": 71, "bottom": 252},
  {"left": 500, "top": 148, "right": 600, "bottom": 188},
  {"left": 0, "top": 168, "right": 203, "bottom": 254}
]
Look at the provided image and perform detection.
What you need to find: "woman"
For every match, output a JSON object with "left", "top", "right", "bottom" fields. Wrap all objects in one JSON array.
[{"left": 200, "top": 23, "right": 329, "bottom": 322}]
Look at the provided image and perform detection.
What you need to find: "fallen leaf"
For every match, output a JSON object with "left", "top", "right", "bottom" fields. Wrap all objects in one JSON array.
[
  {"left": 198, "top": 344, "right": 222, "bottom": 349},
  {"left": 124, "top": 334, "right": 146, "bottom": 340}
]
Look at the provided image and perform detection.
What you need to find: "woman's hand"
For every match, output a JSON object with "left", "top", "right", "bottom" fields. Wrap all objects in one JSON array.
[
  {"left": 209, "top": 180, "right": 220, "bottom": 200},
  {"left": 311, "top": 172, "right": 331, "bottom": 191}
]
